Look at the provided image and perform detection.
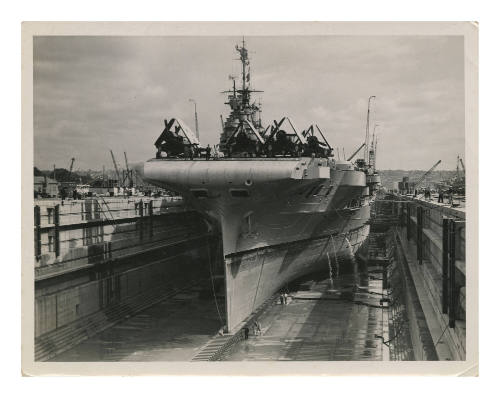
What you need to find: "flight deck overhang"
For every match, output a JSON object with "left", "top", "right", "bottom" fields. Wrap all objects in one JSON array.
[{"left": 143, "top": 157, "right": 365, "bottom": 190}]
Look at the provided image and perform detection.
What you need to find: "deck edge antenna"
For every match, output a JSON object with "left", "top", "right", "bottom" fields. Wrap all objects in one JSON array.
[
  {"left": 369, "top": 123, "right": 379, "bottom": 168},
  {"left": 189, "top": 99, "right": 199, "bottom": 140}
]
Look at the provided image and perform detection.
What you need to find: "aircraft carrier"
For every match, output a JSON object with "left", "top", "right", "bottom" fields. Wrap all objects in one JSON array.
[
  {"left": 141, "top": 39, "right": 381, "bottom": 331},
  {"left": 32, "top": 40, "right": 467, "bottom": 363}
]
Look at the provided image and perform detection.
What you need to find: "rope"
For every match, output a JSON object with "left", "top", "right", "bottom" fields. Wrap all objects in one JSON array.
[
  {"left": 251, "top": 253, "right": 266, "bottom": 312},
  {"left": 326, "top": 252, "right": 334, "bottom": 287},
  {"left": 375, "top": 319, "right": 405, "bottom": 347},
  {"left": 435, "top": 324, "right": 450, "bottom": 347},
  {"left": 206, "top": 238, "right": 224, "bottom": 327},
  {"left": 331, "top": 235, "right": 340, "bottom": 279}
]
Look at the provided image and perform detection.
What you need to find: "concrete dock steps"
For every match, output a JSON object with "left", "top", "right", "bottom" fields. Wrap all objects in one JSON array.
[
  {"left": 191, "top": 335, "right": 234, "bottom": 361},
  {"left": 191, "top": 293, "right": 280, "bottom": 361},
  {"left": 35, "top": 281, "right": 200, "bottom": 362}
]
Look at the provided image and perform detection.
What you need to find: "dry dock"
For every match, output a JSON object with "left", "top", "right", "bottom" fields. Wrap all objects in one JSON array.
[
  {"left": 50, "top": 280, "right": 223, "bottom": 361},
  {"left": 33, "top": 193, "right": 466, "bottom": 362},
  {"left": 193, "top": 193, "right": 465, "bottom": 361},
  {"left": 34, "top": 196, "right": 223, "bottom": 361}
]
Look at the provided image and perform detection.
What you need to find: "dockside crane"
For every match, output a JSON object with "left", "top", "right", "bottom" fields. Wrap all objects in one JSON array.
[
  {"left": 453, "top": 156, "right": 466, "bottom": 194},
  {"left": 68, "top": 157, "right": 75, "bottom": 180},
  {"left": 124, "top": 152, "right": 132, "bottom": 187},
  {"left": 109, "top": 150, "right": 121, "bottom": 186},
  {"left": 456, "top": 155, "right": 465, "bottom": 179},
  {"left": 414, "top": 159, "right": 442, "bottom": 189}
]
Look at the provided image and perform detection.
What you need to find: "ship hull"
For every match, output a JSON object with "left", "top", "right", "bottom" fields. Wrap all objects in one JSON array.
[
  {"left": 142, "top": 157, "right": 372, "bottom": 331},
  {"left": 224, "top": 222, "right": 369, "bottom": 330}
]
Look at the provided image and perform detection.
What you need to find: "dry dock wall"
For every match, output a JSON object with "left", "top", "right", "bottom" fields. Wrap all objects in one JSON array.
[
  {"left": 387, "top": 195, "right": 466, "bottom": 360},
  {"left": 34, "top": 197, "right": 198, "bottom": 279},
  {"left": 33, "top": 197, "right": 221, "bottom": 361}
]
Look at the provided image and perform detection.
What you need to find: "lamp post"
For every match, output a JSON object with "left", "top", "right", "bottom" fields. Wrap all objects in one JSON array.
[
  {"left": 364, "top": 96, "right": 376, "bottom": 163},
  {"left": 189, "top": 98, "right": 199, "bottom": 140}
]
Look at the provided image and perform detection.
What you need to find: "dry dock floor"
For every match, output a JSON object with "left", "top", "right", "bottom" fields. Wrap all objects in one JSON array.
[
  {"left": 51, "top": 273, "right": 390, "bottom": 361},
  {"left": 50, "top": 284, "right": 224, "bottom": 362},
  {"left": 221, "top": 274, "right": 389, "bottom": 361}
]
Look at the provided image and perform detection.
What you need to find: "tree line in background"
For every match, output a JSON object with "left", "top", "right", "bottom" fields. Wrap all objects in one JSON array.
[{"left": 33, "top": 167, "right": 94, "bottom": 184}]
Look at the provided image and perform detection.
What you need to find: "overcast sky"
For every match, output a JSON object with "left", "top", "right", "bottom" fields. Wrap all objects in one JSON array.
[{"left": 34, "top": 35, "right": 464, "bottom": 171}]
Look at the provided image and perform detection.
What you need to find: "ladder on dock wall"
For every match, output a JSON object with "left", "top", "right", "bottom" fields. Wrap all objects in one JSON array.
[{"left": 96, "top": 197, "right": 116, "bottom": 224}]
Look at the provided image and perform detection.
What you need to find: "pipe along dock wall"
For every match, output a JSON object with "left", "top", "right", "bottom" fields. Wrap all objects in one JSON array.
[{"left": 34, "top": 197, "right": 222, "bottom": 361}]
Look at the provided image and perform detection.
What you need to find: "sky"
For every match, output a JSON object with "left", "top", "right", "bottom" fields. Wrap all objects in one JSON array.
[{"left": 33, "top": 35, "right": 464, "bottom": 171}]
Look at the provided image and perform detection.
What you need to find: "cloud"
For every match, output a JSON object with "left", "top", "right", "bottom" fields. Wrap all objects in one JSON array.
[{"left": 33, "top": 35, "right": 464, "bottom": 171}]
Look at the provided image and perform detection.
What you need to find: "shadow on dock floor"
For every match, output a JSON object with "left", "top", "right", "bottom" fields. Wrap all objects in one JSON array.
[{"left": 50, "top": 284, "right": 224, "bottom": 362}]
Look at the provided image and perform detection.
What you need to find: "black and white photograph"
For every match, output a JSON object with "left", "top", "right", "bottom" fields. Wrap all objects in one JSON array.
[{"left": 21, "top": 22, "right": 478, "bottom": 375}]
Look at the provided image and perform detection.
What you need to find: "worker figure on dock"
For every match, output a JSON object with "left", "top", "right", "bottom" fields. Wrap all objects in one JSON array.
[
  {"left": 253, "top": 320, "right": 262, "bottom": 336},
  {"left": 205, "top": 145, "right": 212, "bottom": 160},
  {"left": 424, "top": 187, "right": 431, "bottom": 201},
  {"left": 438, "top": 189, "right": 444, "bottom": 203}
]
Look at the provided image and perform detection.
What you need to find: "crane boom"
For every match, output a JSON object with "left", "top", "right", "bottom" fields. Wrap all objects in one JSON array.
[
  {"left": 347, "top": 143, "right": 366, "bottom": 162},
  {"left": 414, "top": 160, "right": 441, "bottom": 188},
  {"left": 110, "top": 150, "right": 121, "bottom": 185},
  {"left": 460, "top": 157, "right": 465, "bottom": 174}
]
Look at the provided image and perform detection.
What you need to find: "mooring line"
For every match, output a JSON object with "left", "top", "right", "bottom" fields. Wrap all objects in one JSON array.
[
  {"left": 251, "top": 251, "right": 266, "bottom": 312},
  {"left": 206, "top": 238, "right": 224, "bottom": 327}
]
